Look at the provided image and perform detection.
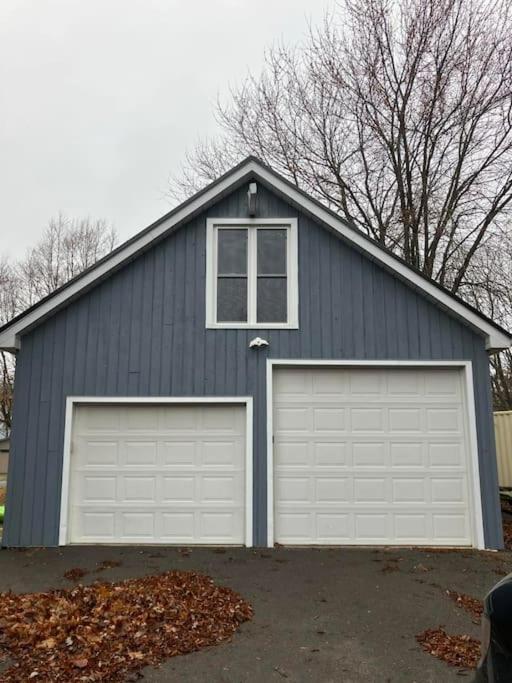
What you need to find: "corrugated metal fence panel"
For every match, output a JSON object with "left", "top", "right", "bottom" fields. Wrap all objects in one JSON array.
[
  {"left": 2, "top": 180, "right": 503, "bottom": 548},
  {"left": 495, "top": 411, "right": 512, "bottom": 488}
]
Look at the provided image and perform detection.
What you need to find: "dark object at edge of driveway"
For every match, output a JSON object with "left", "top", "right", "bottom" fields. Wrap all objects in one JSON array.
[{"left": 473, "top": 572, "right": 512, "bottom": 682}]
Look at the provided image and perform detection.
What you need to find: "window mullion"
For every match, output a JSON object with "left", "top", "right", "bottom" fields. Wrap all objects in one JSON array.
[{"left": 248, "top": 228, "right": 257, "bottom": 324}]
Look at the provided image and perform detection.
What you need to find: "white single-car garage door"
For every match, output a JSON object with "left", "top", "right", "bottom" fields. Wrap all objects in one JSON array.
[
  {"left": 273, "top": 367, "right": 478, "bottom": 546},
  {"left": 67, "top": 403, "right": 247, "bottom": 545}
]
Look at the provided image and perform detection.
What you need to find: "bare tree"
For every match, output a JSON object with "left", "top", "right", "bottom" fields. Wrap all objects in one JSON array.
[
  {"left": 463, "top": 234, "right": 512, "bottom": 409},
  {"left": 173, "top": 0, "right": 512, "bottom": 297},
  {"left": 0, "top": 258, "right": 20, "bottom": 435},
  {"left": 16, "top": 214, "right": 117, "bottom": 307},
  {"left": 0, "top": 216, "right": 117, "bottom": 435},
  {"left": 173, "top": 0, "right": 512, "bottom": 407}
]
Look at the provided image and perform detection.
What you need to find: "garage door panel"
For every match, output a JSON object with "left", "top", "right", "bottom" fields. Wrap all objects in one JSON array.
[
  {"left": 119, "top": 407, "right": 160, "bottom": 431},
  {"left": 390, "top": 442, "right": 424, "bottom": 467},
  {"left": 122, "top": 512, "right": 155, "bottom": 538},
  {"left": 313, "top": 408, "right": 346, "bottom": 431},
  {"left": 394, "top": 514, "right": 428, "bottom": 540},
  {"left": 122, "top": 476, "right": 156, "bottom": 502},
  {"left": 80, "top": 476, "right": 117, "bottom": 503},
  {"left": 425, "top": 371, "right": 460, "bottom": 396},
  {"left": 200, "top": 511, "right": 243, "bottom": 540},
  {"left": 389, "top": 408, "right": 422, "bottom": 432},
  {"left": 354, "top": 478, "right": 387, "bottom": 502},
  {"left": 275, "top": 407, "right": 311, "bottom": 431},
  {"left": 159, "top": 406, "right": 199, "bottom": 430},
  {"left": 276, "top": 476, "right": 310, "bottom": 503},
  {"left": 355, "top": 513, "right": 388, "bottom": 540},
  {"left": 353, "top": 442, "right": 386, "bottom": 467},
  {"left": 316, "top": 513, "right": 351, "bottom": 541},
  {"left": 201, "top": 441, "right": 238, "bottom": 466},
  {"left": 68, "top": 403, "right": 246, "bottom": 545},
  {"left": 200, "top": 475, "right": 243, "bottom": 503},
  {"left": 162, "top": 476, "right": 195, "bottom": 502},
  {"left": 349, "top": 370, "right": 385, "bottom": 395},
  {"left": 161, "top": 512, "right": 195, "bottom": 541},
  {"left": 80, "top": 511, "right": 116, "bottom": 538},
  {"left": 315, "top": 477, "right": 351, "bottom": 503},
  {"left": 387, "top": 371, "right": 422, "bottom": 395},
  {"left": 202, "top": 406, "right": 245, "bottom": 431},
  {"left": 430, "top": 477, "right": 467, "bottom": 503},
  {"left": 392, "top": 478, "right": 425, "bottom": 503},
  {"left": 433, "top": 513, "right": 468, "bottom": 539},
  {"left": 160, "top": 442, "right": 196, "bottom": 466},
  {"left": 78, "top": 441, "right": 119, "bottom": 466},
  {"left": 77, "top": 406, "right": 120, "bottom": 431},
  {"left": 428, "top": 443, "right": 463, "bottom": 467},
  {"left": 426, "top": 408, "right": 462, "bottom": 432},
  {"left": 123, "top": 441, "right": 157, "bottom": 466},
  {"left": 278, "top": 512, "right": 313, "bottom": 541},
  {"left": 350, "top": 408, "right": 384, "bottom": 432},
  {"left": 277, "top": 442, "right": 310, "bottom": 467},
  {"left": 312, "top": 370, "right": 349, "bottom": 396},
  {"left": 274, "top": 367, "right": 475, "bottom": 546},
  {"left": 313, "top": 442, "right": 347, "bottom": 467}
]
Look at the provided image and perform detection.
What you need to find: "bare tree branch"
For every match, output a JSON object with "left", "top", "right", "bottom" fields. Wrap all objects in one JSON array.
[{"left": 0, "top": 216, "right": 116, "bottom": 436}]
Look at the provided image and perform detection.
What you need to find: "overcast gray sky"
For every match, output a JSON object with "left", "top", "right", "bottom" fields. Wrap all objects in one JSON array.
[{"left": 0, "top": 0, "right": 331, "bottom": 258}]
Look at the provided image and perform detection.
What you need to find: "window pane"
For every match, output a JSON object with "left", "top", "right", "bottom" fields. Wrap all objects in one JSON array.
[
  {"left": 218, "top": 229, "right": 247, "bottom": 275},
  {"left": 257, "top": 277, "right": 287, "bottom": 323},
  {"left": 217, "top": 277, "right": 247, "bottom": 322},
  {"left": 257, "top": 229, "right": 287, "bottom": 275}
]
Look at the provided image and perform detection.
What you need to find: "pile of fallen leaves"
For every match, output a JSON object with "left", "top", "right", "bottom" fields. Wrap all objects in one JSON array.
[
  {"left": 416, "top": 628, "right": 480, "bottom": 669},
  {"left": 503, "top": 520, "right": 512, "bottom": 550},
  {"left": 446, "top": 590, "right": 483, "bottom": 624},
  {"left": 0, "top": 571, "right": 253, "bottom": 681}
]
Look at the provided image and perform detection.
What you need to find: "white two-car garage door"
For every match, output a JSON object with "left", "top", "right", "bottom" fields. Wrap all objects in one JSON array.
[
  {"left": 66, "top": 403, "right": 248, "bottom": 545},
  {"left": 273, "top": 366, "right": 479, "bottom": 546}
]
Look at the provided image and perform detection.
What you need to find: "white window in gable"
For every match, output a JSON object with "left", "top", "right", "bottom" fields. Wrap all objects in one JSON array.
[{"left": 206, "top": 219, "right": 298, "bottom": 328}]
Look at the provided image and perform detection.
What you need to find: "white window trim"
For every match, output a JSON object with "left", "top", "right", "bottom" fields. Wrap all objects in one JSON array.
[
  {"left": 206, "top": 218, "right": 299, "bottom": 329},
  {"left": 265, "top": 359, "right": 485, "bottom": 550},
  {"left": 58, "top": 396, "right": 254, "bottom": 547}
]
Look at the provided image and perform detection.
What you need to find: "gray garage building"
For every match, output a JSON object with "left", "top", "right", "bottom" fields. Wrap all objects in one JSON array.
[{"left": 1, "top": 157, "right": 510, "bottom": 549}]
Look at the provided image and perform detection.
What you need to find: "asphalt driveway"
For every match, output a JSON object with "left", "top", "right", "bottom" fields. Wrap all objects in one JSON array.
[{"left": 0, "top": 545, "right": 510, "bottom": 682}]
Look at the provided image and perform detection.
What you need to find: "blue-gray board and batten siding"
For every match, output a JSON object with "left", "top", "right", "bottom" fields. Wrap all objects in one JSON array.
[{"left": 3, "top": 180, "right": 503, "bottom": 548}]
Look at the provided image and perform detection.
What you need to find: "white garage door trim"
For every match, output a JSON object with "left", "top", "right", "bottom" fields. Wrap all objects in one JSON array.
[
  {"left": 59, "top": 396, "right": 253, "bottom": 546},
  {"left": 266, "top": 360, "right": 484, "bottom": 549}
]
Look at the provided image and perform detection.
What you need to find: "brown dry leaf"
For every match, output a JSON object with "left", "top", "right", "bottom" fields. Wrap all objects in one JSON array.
[
  {"left": 95, "top": 560, "right": 122, "bottom": 572},
  {"left": 416, "top": 627, "right": 480, "bottom": 669},
  {"left": 63, "top": 568, "right": 89, "bottom": 582},
  {"left": 72, "top": 658, "right": 88, "bottom": 669},
  {"left": 0, "top": 571, "right": 252, "bottom": 682}
]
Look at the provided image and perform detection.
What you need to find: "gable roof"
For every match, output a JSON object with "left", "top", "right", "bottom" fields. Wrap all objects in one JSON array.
[{"left": 1, "top": 156, "right": 510, "bottom": 352}]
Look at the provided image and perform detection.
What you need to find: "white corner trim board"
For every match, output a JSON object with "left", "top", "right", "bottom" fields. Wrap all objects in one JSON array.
[
  {"left": 58, "top": 396, "right": 253, "bottom": 547},
  {"left": 0, "top": 158, "right": 509, "bottom": 351},
  {"left": 266, "top": 359, "right": 486, "bottom": 550}
]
